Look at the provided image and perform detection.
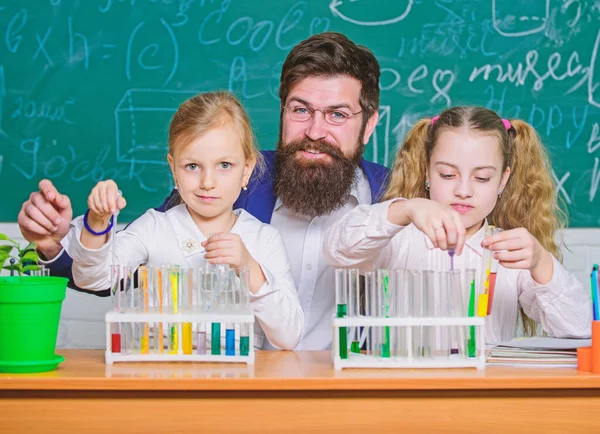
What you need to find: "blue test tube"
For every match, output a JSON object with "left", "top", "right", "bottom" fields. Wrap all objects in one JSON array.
[{"left": 225, "top": 323, "right": 235, "bottom": 356}]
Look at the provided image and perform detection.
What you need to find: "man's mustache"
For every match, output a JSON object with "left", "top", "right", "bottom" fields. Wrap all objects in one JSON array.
[{"left": 283, "top": 139, "right": 346, "bottom": 160}]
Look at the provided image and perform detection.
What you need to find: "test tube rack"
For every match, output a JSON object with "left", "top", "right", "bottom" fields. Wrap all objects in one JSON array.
[
  {"left": 332, "top": 268, "right": 488, "bottom": 371},
  {"left": 104, "top": 310, "right": 255, "bottom": 365},
  {"left": 105, "top": 264, "right": 255, "bottom": 365},
  {"left": 333, "top": 316, "right": 486, "bottom": 370}
]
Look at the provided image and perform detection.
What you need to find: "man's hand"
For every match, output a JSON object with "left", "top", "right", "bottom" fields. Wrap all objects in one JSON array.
[{"left": 17, "top": 179, "right": 73, "bottom": 260}]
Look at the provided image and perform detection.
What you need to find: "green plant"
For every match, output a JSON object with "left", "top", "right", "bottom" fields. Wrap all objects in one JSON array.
[{"left": 0, "top": 234, "right": 40, "bottom": 275}]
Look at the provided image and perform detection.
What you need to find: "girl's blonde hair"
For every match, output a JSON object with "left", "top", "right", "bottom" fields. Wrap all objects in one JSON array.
[
  {"left": 383, "top": 106, "right": 567, "bottom": 335},
  {"left": 168, "top": 91, "right": 264, "bottom": 175}
]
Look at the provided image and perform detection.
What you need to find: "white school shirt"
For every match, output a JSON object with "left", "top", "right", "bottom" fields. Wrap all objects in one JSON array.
[
  {"left": 266, "top": 168, "right": 372, "bottom": 350},
  {"left": 323, "top": 199, "right": 592, "bottom": 343},
  {"left": 61, "top": 205, "right": 304, "bottom": 350}
]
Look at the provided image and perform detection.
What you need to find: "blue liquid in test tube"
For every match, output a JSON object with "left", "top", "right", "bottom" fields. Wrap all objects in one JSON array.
[{"left": 225, "top": 324, "right": 235, "bottom": 356}]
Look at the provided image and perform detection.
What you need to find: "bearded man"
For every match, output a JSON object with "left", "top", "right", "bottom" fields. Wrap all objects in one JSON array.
[{"left": 17, "top": 32, "right": 389, "bottom": 350}]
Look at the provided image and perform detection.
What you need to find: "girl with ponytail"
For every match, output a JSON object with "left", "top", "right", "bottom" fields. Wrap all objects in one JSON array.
[{"left": 324, "top": 106, "right": 590, "bottom": 342}]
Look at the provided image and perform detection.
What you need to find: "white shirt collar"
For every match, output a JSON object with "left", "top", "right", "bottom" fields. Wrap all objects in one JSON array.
[
  {"left": 165, "top": 204, "right": 255, "bottom": 257},
  {"left": 274, "top": 166, "right": 371, "bottom": 212}
]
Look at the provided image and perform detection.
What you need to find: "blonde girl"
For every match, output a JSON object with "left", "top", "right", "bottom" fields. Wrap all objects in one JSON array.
[
  {"left": 324, "top": 106, "right": 590, "bottom": 342},
  {"left": 62, "top": 91, "right": 304, "bottom": 350}
]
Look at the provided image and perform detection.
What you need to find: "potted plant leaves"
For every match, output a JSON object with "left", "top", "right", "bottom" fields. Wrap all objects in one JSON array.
[{"left": 0, "top": 234, "right": 68, "bottom": 373}]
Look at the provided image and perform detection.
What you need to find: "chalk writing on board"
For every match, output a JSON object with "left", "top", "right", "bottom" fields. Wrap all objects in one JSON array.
[
  {"left": 329, "top": 0, "right": 413, "bottom": 26},
  {"left": 591, "top": 158, "right": 600, "bottom": 202},
  {"left": 198, "top": 1, "right": 329, "bottom": 52},
  {"left": 397, "top": 12, "right": 497, "bottom": 59},
  {"left": 589, "top": 123, "right": 600, "bottom": 154},
  {"left": 370, "top": 106, "right": 391, "bottom": 167},
  {"left": 5, "top": 8, "right": 27, "bottom": 54},
  {"left": 588, "top": 29, "right": 600, "bottom": 109},
  {"left": 125, "top": 19, "right": 179, "bottom": 87},
  {"left": 492, "top": 0, "right": 549, "bottom": 37},
  {"left": 68, "top": 17, "right": 89, "bottom": 70},
  {"left": 553, "top": 171, "right": 571, "bottom": 205},
  {"left": 469, "top": 48, "right": 589, "bottom": 93},
  {"left": 10, "top": 97, "right": 75, "bottom": 125},
  {"left": 33, "top": 27, "right": 53, "bottom": 67},
  {"left": 229, "top": 56, "right": 266, "bottom": 100},
  {"left": 11, "top": 136, "right": 160, "bottom": 192},
  {"left": 116, "top": 89, "right": 198, "bottom": 165}
]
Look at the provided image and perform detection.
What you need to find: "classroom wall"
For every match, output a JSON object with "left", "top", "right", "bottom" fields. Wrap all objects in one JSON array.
[{"left": 1, "top": 222, "right": 599, "bottom": 349}]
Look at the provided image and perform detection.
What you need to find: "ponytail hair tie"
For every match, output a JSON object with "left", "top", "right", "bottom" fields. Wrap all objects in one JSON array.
[
  {"left": 501, "top": 118, "right": 511, "bottom": 130},
  {"left": 430, "top": 115, "right": 440, "bottom": 126}
]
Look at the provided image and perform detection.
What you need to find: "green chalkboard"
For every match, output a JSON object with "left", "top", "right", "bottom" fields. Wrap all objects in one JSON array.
[{"left": 1, "top": 0, "right": 600, "bottom": 226}]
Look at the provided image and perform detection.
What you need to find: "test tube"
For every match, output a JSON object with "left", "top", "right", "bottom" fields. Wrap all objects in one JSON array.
[
  {"left": 201, "top": 267, "right": 220, "bottom": 356},
  {"left": 365, "top": 271, "right": 378, "bottom": 357},
  {"left": 335, "top": 269, "right": 348, "bottom": 359},
  {"left": 180, "top": 268, "right": 195, "bottom": 355},
  {"left": 197, "top": 323, "right": 207, "bottom": 355},
  {"left": 487, "top": 228, "right": 502, "bottom": 315},
  {"left": 109, "top": 264, "right": 122, "bottom": 353},
  {"left": 130, "top": 322, "right": 141, "bottom": 355},
  {"left": 377, "top": 269, "right": 391, "bottom": 358},
  {"left": 412, "top": 270, "right": 428, "bottom": 358},
  {"left": 240, "top": 323, "right": 250, "bottom": 356},
  {"left": 121, "top": 266, "right": 135, "bottom": 313},
  {"left": 167, "top": 322, "right": 178, "bottom": 355},
  {"left": 449, "top": 270, "right": 465, "bottom": 356},
  {"left": 393, "top": 269, "right": 409, "bottom": 358},
  {"left": 348, "top": 269, "right": 361, "bottom": 354},
  {"left": 479, "top": 225, "right": 496, "bottom": 317},
  {"left": 139, "top": 266, "right": 150, "bottom": 355},
  {"left": 225, "top": 323, "right": 235, "bottom": 356},
  {"left": 363, "top": 271, "right": 375, "bottom": 356},
  {"left": 152, "top": 266, "right": 164, "bottom": 353},
  {"left": 201, "top": 270, "right": 215, "bottom": 312},
  {"left": 211, "top": 322, "right": 221, "bottom": 355},
  {"left": 432, "top": 271, "right": 450, "bottom": 359},
  {"left": 466, "top": 269, "right": 477, "bottom": 358},
  {"left": 238, "top": 267, "right": 251, "bottom": 312},
  {"left": 163, "top": 265, "right": 180, "bottom": 354}
]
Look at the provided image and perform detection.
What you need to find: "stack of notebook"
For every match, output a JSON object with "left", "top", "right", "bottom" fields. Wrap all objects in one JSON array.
[{"left": 487, "top": 337, "right": 591, "bottom": 367}]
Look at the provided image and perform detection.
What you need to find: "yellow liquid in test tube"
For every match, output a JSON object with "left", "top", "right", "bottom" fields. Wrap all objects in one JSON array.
[
  {"left": 141, "top": 267, "right": 149, "bottom": 354},
  {"left": 183, "top": 323, "right": 193, "bottom": 354},
  {"left": 169, "top": 272, "right": 178, "bottom": 354}
]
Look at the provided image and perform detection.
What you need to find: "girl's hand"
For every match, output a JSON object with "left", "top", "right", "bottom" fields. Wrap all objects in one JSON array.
[
  {"left": 87, "top": 180, "right": 126, "bottom": 230},
  {"left": 202, "top": 233, "right": 266, "bottom": 293},
  {"left": 202, "top": 233, "right": 254, "bottom": 269},
  {"left": 389, "top": 198, "right": 466, "bottom": 254},
  {"left": 482, "top": 228, "right": 554, "bottom": 284}
]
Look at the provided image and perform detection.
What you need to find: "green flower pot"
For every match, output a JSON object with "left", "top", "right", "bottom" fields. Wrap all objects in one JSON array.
[{"left": 0, "top": 276, "right": 68, "bottom": 373}]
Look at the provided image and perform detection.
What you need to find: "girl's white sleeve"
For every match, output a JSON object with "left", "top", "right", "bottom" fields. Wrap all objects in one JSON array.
[
  {"left": 323, "top": 199, "right": 406, "bottom": 273},
  {"left": 249, "top": 228, "right": 304, "bottom": 350},
  {"left": 518, "top": 256, "right": 592, "bottom": 338},
  {"left": 60, "top": 213, "right": 154, "bottom": 292}
]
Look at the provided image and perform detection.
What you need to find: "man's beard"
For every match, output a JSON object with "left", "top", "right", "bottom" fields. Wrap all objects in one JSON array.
[{"left": 274, "top": 138, "right": 364, "bottom": 217}]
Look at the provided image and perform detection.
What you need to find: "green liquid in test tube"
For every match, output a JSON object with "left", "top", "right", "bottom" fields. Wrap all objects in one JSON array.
[
  {"left": 348, "top": 269, "right": 361, "bottom": 354},
  {"left": 240, "top": 336, "right": 250, "bottom": 356},
  {"left": 379, "top": 271, "right": 391, "bottom": 358},
  {"left": 211, "top": 323, "right": 221, "bottom": 355},
  {"left": 335, "top": 269, "right": 348, "bottom": 359},
  {"left": 468, "top": 279, "right": 476, "bottom": 358},
  {"left": 337, "top": 303, "right": 348, "bottom": 359}
]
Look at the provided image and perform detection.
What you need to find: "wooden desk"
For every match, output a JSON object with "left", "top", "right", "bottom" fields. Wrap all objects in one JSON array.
[{"left": 1, "top": 350, "right": 600, "bottom": 433}]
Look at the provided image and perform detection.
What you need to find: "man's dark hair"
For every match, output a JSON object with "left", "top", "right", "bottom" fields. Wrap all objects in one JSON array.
[{"left": 279, "top": 32, "right": 380, "bottom": 125}]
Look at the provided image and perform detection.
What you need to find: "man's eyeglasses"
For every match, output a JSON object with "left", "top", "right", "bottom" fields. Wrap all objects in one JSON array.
[{"left": 283, "top": 105, "right": 363, "bottom": 126}]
